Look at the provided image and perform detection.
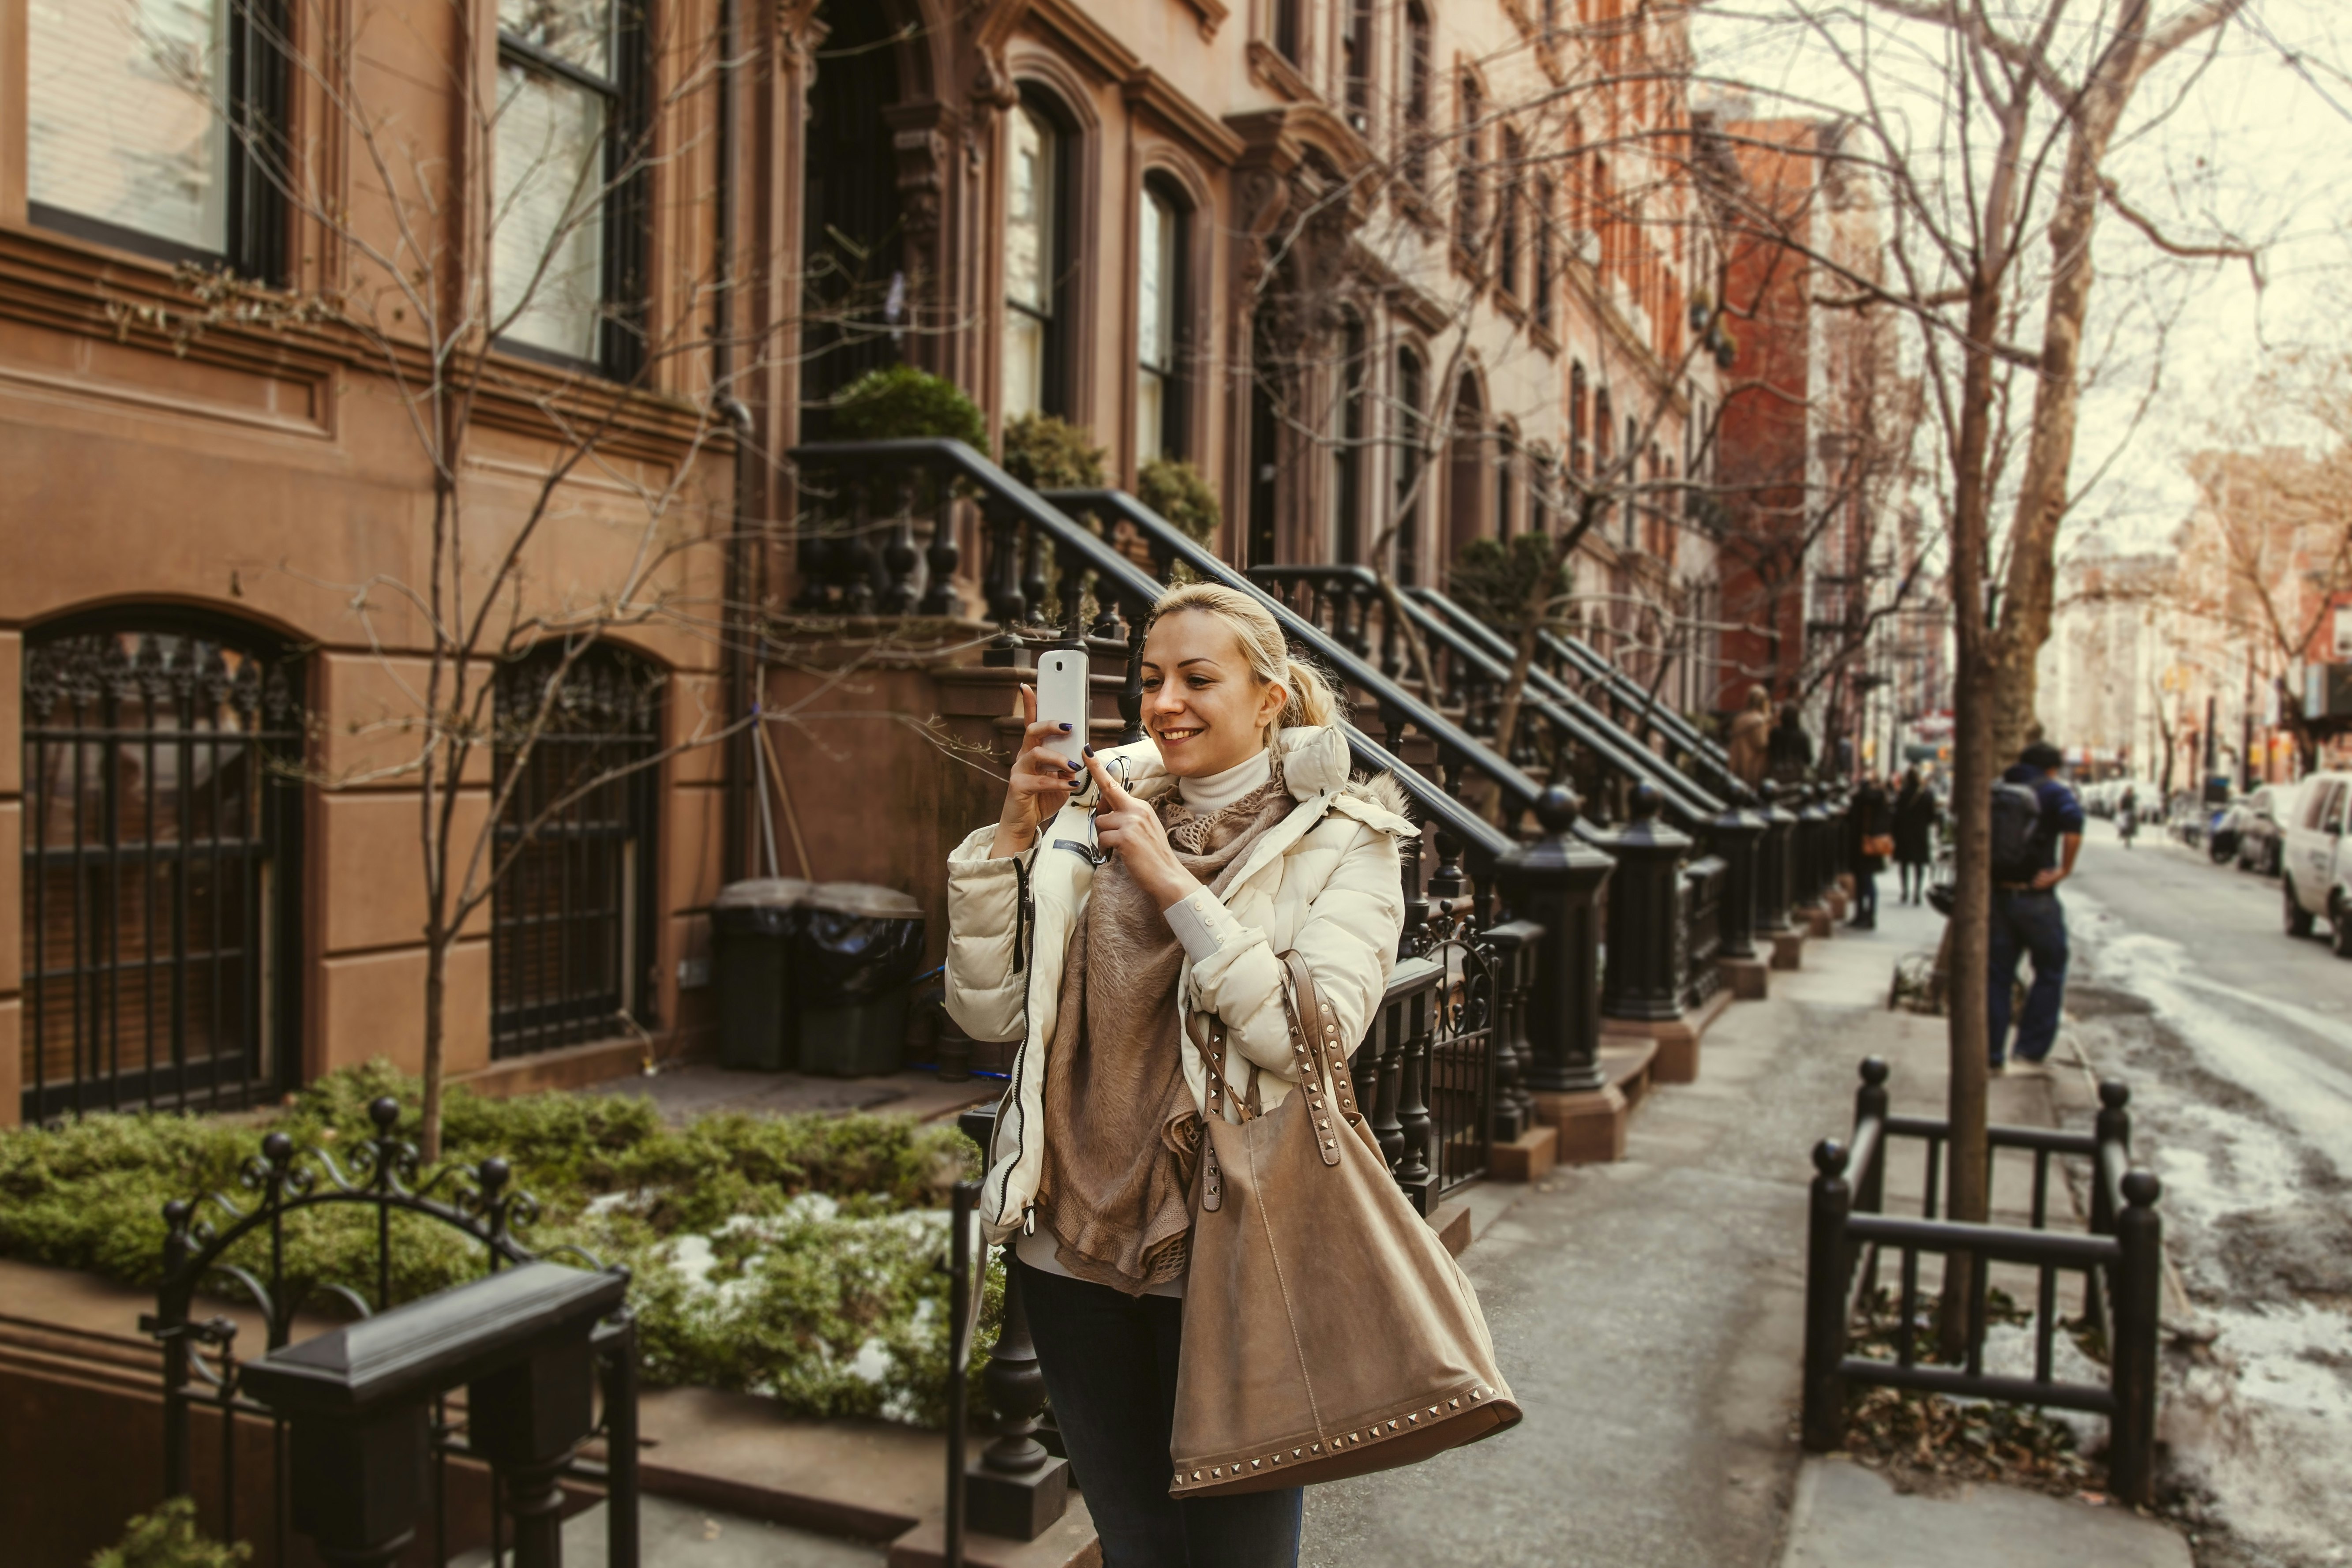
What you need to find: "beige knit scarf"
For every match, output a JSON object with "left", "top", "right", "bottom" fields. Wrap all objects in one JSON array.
[{"left": 1033, "top": 772, "right": 1298, "bottom": 1294}]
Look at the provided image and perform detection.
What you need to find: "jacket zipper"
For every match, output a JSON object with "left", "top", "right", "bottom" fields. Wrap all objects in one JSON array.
[{"left": 1010, "top": 854, "right": 1033, "bottom": 973}]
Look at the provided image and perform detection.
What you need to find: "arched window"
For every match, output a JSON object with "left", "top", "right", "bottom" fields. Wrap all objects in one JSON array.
[
  {"left": 1004, "top": 93, "right": 1071, "bottom": 418},
  {"left": 1495, "top": 430, "right": 1516, "bottom": 543},
  {"left": 1137, "top": 178, "right": 1188, "bottom": 462},
  {"left": 493, "top": 644, "right": 662, "bottom": 1058},
  {"left": 22, "top": 617, "right": 304, "bottom": 1120},
  {"left": 1334, "top": 312, "right": 1369, "bottom": 563},
  {"left": 1395, "top": 345, "right": 1425, "bottom": 585}
]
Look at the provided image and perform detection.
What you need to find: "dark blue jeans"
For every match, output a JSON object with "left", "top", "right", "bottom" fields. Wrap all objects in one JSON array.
[
  {"left": 1853, "top": 869, "right": 1879, "bottom": 923},
  {"left": 1988, "top": 889, "right": 2068, "bottom": 1065},
  {"left": 1014, "top": 1259, "right": 1303, "bottom": 1568}
]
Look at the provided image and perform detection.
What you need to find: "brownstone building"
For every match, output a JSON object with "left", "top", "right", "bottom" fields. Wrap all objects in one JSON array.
[{"left": 1, "top": 0, "right": 1721, "bottom": 1128}]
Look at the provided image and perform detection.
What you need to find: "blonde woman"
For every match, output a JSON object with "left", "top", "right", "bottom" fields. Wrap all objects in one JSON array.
[{"left": 945, "top": 583, "right": 1414, "bottom": 1568}]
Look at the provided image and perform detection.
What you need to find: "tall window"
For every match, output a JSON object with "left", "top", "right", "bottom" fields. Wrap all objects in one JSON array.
[
  {"left": 494, "top": 0, "right": 646, "bottom": 371},
  {"left": 1404, "top": 4, "right": 1432, "bottom": 188},
  {"left": 493, "top": 644, "right": 660, "bottom": 1058},
  {"left": 1274, "top": 0, "right": 1302, "bottom": 64},
  {"left": 1335, "top": 315, "right": 1368, "bottom": 563},
  {"left": 1138, "top": 182, "right": 1185, "bottom": 462},
  {"left": 1395, "top": 347, "right": 1425, "bottom": 585},
  {"left": 1455, "top": 76, "right": 1483, "bottom": 251},
  {"left": 1343, "top": 0, "right": 1375, "bottom": 131},
  {"left": 27, "top": 0, "right": 285, "bottom": 275},
  {"left": 1498, "top": 130, "right": 1523, "bottom": 295},
  {"left": 1004, "top": 99, "right": 1067, "bottom": 418},
  {"left": 1534, "top": 176, "right": 1556, "bottom": 330},
  {"left": 1495, "top": 438, "right": 1515, "bottom": 543},
  {"left": 1570, "top": 363, "right": 1589, "bottom": 475}
]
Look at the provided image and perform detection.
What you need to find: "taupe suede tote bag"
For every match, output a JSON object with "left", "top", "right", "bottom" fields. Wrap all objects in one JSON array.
[{"left": 1168, "top": 952, "right": 1520, "bottom": 1499}]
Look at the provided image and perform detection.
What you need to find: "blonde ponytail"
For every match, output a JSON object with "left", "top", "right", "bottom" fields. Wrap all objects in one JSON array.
[{"left": 1148, "top": 582, "right": 1348, "bottom": 749}]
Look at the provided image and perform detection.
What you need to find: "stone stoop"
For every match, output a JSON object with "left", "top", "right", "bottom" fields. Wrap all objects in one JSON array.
[
  {"left": 1771, "top": 930, "right": 1808, "bottom": 969},
  {"left": 1802, "top": 904, "right": 1837, "bottom": 939},
  {"left": 1527, "top": 1038, "right": 1656, "bottom": 1165},
  {"left": 1487, "top": 1124, "right": 1560, "bottom": 1183},
  {"left": 1603, "top": 987, "right": 1737, "bottom": 1086},
  {"left": 1719, "top": 954, "right": 1771, "bottom": 999}
]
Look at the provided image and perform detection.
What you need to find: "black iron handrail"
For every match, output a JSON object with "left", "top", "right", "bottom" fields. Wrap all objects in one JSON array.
[
  {"left": 1254, "top": 563, "right": 1725, "bottom": 830},
  {"left": 786, "top": 441, "right": 1510, "bottom": 866},
  {"left": 1409, "top": 585, "right": 1752, "bottom": 807}
]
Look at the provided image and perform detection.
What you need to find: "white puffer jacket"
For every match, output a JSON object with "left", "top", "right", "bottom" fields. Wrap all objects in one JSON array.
[{"left": 945, "top": 725, "right": 1415, "bottom": 1242}]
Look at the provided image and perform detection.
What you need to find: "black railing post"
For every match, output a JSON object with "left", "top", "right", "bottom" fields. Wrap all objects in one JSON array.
[
  {"left": 1391, "top": 975, "right": 1439, "bottom": 1212},
  {"left": 968, "top": 1253, "right": 1070, "bottom": 1540},
  {"left": 1707, "top": 802, "right": 1767, "bottom": 963},
  {"left": 1497, "top": 787, "right": 1616, "bottom": 1097},
  {"left": 1484, "top": 919, "right": 1543, "bottom": 1144},
  {"left": 597, "top": 1311, "right": 640, "bottom": 1568},
  {"left": 1802, "top": 1137, "right": 1855, "bottom": 1452},
  {"left": 2108, "top": 1170, "right": 2164, "bottom": 1507},
  {"left": 1853, "top": 1059, "right": 1889, "bottom": 1219},
  {"left": 1598, "top": 783, "right": 1692, "bottom": 1024},
  {"left": 1759, "top": 784, "right": 1798, "bottom": 935},
  {"left": 2088, "top": 1081, "right": 2131, "bottom": 1332}
]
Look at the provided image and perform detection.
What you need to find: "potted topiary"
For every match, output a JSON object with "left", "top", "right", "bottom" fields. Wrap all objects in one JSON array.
[
  {"left": 827, "top": 364, "right": 986, "bottom": 448},
  {"left": 1137, "top": 455, "right": 1221, "bottom": 549},
  {"left": 999, "top": 413, "right": 1106, "bottom": 491}
]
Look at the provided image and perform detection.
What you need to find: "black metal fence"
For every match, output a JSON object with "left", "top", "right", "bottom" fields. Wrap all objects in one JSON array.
[
  {"left": 145, "top": 1097, "right": 638, "bottom": 1568},
  {"left": 1802, "top": 1058, "right": 2164, "bottom": 1504},
  {"left": 20, "top": 621, "right": 304, "bottom": 1124}
]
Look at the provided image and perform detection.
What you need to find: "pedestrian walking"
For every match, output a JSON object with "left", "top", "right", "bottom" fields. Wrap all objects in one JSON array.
[
  {"left": 1767, "top": 702, "right": 1814, "bottom": 783},
  {"left": 1893, "top": 767, "right": 1936, "bottom": 902},
  {"left": 944, "top": 584, "right": 1501, "bottom": 1567},
  {"left": 1987, "top": 740, "right": 2086, "bottom": 1077},
  {"left": 1849, "top": 773, "right": 1892, "bottom": 929},
  {"left": 1726, "top": 684, "right": 1773, "bottom": 790}
]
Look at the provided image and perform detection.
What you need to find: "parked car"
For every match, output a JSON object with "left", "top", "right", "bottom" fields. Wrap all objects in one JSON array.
[
  {"left": 2280, "top": 773, "right": 2352, "bottom": 954},
  {"left": 2235, "top": 783, "right": 2300, "bottom": 877}
]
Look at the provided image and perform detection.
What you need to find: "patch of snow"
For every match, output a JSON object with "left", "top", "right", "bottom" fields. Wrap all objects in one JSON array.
[{"left": 847, "top": 1336, "right": 894, "bottom": 1385}]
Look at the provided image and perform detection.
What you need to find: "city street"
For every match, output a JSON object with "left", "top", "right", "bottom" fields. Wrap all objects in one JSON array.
[{"left": 2061, "top": 821, "right": 2352, "bottom": 1568}]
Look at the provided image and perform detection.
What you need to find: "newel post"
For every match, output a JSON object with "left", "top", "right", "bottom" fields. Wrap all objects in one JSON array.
[{"left": 1598, "top": 783, "right": 1693, "bottom": 1025}]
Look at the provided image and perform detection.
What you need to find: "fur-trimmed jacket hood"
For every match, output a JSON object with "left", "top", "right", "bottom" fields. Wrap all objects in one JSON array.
[{"left": 944, "top": 725, "right": 1414, "bottom": 1243}]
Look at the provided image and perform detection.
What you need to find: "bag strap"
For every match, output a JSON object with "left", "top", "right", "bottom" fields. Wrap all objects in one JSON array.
[{"left": 1188, "top": 952, "right": 1366, "bottom": 1202}]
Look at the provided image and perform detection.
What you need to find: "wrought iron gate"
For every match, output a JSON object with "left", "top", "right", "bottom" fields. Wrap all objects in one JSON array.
[
  {"left": 491, "top": 645, "right": 661, "bottom": 1058},
  {"left": 21, "top": 621, "right": 304, "bottom": 1122}
]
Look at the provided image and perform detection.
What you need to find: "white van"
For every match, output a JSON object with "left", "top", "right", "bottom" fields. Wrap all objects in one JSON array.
[{"left": 2281, "top": 771, "right": 2352, "bottom": 953}]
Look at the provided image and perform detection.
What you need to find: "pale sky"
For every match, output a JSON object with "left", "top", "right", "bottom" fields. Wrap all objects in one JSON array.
[{"left": 1689, "top": 0, "right": 2352, "bottom": 559}]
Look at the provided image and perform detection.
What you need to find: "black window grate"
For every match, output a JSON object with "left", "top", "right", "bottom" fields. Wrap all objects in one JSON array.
[
  {"left": 491, "top": 646, "right": 661, "bottom": 1059},
  {"left": 21, "top": 623, "right": 303, "bottom": 1123}
]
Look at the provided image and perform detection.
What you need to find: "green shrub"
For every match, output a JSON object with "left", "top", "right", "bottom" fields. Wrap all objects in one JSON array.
[
  {"left": 0, "top": 1062, "right": 988, "bottom": 1425},
  {"left": 829, "top": 365, "right": 986, "bottom": 449},
  {"left": 89, "top": 1499, "right": 249, "bottom": 1568},
  {"left": 1000, "top": 413, "right": 1105, "bottom": 491},
  {"left": 1137, "top": 456, "right": 1221, "bottom": 548},
  {"left": 1448, "top": 533, "right": 1573, "bottom": 636}
]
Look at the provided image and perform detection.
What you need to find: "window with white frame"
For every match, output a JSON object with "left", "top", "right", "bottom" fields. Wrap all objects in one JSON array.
[
  {"left": 1004, "top": 99, "right": 1066, "bottom": 419},
  {"left": 493, "top": 0, "right": 643, "bottom": 371},
  {"left": 27, "top": 0, "right": 285, "bottom": 274},
  {"left": 1137, "top": 182, "right": 1184, "bottom": 461}
]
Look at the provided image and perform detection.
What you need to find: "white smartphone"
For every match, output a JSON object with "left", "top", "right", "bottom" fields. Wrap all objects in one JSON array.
[{"left": 1035, "top": 649, "right": 1090, "bottom": 770}]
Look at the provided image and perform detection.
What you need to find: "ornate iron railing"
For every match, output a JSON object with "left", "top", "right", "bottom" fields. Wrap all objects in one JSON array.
[
  {"left": 143, "top": 1096, "right": 638, "bottom": 1568},
  {"left": 1680, "top": 855, "right": 1726, "bottom": 1012},
  {"left": 1252, "top": 564, "right": 1725, "bottom": 831},
  {"left": 1410, "top": 585, "right": 1750, "bottom": 806}
]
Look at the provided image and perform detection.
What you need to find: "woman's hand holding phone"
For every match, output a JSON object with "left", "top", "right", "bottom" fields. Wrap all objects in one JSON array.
[
  {"left": 991, "top": 684, "right": 1088, "bottom": 858},
  {"left": 1087, "top": 752, "right": 1201, "bottom": 910}
]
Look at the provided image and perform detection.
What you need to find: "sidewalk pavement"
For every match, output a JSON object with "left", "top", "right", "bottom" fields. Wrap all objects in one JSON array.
[{"left": 1299, "top": 890, "right": 2194, "bottom": 1568}]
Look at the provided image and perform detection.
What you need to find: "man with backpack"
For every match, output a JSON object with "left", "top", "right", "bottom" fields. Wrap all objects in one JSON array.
[{"left": 1987, "top": 740, "right": 2086, "bottom": 1077}]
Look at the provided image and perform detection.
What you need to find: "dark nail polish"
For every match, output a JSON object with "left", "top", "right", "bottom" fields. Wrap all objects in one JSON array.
[
  {"left": 1058, "top": 722, "right": 1073, "bottom": 731},
  {"left": 1083, "top": 744, "right": 1096, "bottom": 758}
]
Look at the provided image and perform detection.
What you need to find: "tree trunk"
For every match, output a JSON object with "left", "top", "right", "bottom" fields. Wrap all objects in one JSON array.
[
  {"left": 1989, "top": 114, "right": 2117, "bottom": 762},
  {"left": 420, "top": 929, "right": 447, "bottom": 1163},
  {"left": 1939, "top": 273, "right": 2006, "bottom": 1357}
]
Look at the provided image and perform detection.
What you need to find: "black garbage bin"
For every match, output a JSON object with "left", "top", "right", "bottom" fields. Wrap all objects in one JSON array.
[
  {"left": 712, "top": 878, "right": 810, "bottom": 1071},
  {"left": 796, "top": 882, "right": 925, "bottom": 1077}
]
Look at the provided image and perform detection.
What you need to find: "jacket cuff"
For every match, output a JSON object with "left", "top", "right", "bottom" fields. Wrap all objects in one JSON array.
[{"left": 1163, "top": 888, "right": 1227, "bottom": 964}]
